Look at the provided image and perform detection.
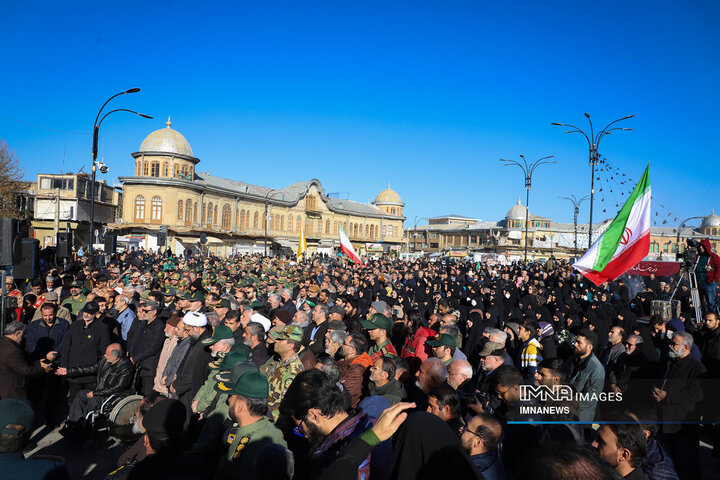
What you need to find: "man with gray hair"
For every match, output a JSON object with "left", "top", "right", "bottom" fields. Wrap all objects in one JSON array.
[
  {"left": 243, "top": 322, "right": 269, "bottom": 367},
  {"left": 292, "top": 310, "right": 309, "bottom": 328},
  {"left": 279, "top": 288, "right": 296, "bottom": 316},
  {"left": 325, "top": 329, "right": 349, "bottom": 359},
  {"left": 484, "top": 327, "right": 508, "bottom": 347},
  {"left": 0, "top": 322, "right": 53, "bottom": 399},
  {"left": 127, "top": 300, "right": 167, "bottom": 395},
  {"left": 115, "top": 294, "right": 136, "bottom": 343}
]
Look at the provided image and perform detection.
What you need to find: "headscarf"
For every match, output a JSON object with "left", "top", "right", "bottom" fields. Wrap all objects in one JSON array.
[{"left": 391, "top": 411, "right": 481, "bottom": 480}]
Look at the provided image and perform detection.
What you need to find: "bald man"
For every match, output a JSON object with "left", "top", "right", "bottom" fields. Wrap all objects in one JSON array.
[{"left": 60, "top": 343, "right": 134, "bottom": 429}]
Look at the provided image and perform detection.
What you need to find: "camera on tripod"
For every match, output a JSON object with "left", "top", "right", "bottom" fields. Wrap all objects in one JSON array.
[{"left": 676, "top": 238, "right": 700, "bottom": 270}]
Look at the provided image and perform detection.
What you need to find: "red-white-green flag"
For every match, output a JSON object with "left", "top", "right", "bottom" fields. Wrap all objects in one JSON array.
[
  {"left": 339, "top": 225, "right": 364, "bottom": 265},
  {"left": 574, "top": 164, "right": 651, "bottom": 286}
]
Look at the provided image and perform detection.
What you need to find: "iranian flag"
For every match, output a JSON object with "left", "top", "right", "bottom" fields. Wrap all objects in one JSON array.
[
  {"left": 574, "top": 164, "right": 651, "bottom": 286},
  {"left": 339, "top": 226, "right": 364, "bottom": 265}
]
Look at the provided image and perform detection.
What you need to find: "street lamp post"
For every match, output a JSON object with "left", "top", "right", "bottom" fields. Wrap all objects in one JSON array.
[
  {"left": 263, "top": 190, "right": 283, "bottom": 256},
  {"left": 551, "top": 113, "right": 634, "bottom": 247},
  {"left": 412, "top": 216, "right": 428, "bottom": 253},
  {"left": 500, "top": 155, "right": 555, "bottom": 262},
  {"left": 559, "top": 194, "right": 589, "bottom": 257},
  {"left": 89, "top": 88, "right": 152, "bottom": 263},
  {"left": 675, "top": 216, "right": 705, "bottom": 254}
]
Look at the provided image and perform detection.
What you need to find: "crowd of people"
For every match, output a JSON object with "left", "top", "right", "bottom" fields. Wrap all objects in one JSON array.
[{"left": 0, "top": 241, "right": 719, "bottom": 480}]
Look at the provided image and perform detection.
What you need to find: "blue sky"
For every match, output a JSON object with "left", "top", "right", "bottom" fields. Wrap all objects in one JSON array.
[{"left": 2, "top": 1, "right": 719, "bottom": 228}]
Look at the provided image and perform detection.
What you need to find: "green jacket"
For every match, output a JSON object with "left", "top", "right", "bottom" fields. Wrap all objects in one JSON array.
[
  {"left": 218, "top": 417, "right": 287, "bottom": 480},
  {"left": 193, "top": 371, "right": 219, "bottom": 413},
  {"left": 61, "top": 295, "right": 86, "bottom": 317}
]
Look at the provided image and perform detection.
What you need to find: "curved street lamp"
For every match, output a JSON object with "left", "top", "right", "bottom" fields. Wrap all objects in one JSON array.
[
  {"left": 559, "top": 194, "right": 589, "bottom": 257},
  {"left": 411, "top": 216, "right": 428, "bottom": 253},
  {"left": 89, "top": 88, "right": 152, "bottom": 263},
  {"left": 551, "top": 113, "right": 634, "bottom": 247},
  {"left": 675, "top": 216, "right": 705, "bottom": 255},
  {"left": 500, "top": 155, "right": 555, "bottom": 261},
  {"left": 264, "top": 189, "right": 284, "bottom": 256}
]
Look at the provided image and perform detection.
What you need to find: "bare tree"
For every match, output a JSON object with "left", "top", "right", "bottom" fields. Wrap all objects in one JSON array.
[{"left": 0, "top": 140, "right": 26, "bottom": 217}]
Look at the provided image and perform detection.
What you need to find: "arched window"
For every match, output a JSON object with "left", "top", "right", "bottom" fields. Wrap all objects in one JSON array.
[
  {"left": 151, "top": 196, "right": 162, "bottom": 223},
  {"left": 142, "top": 161, "right": 149, "bottom": 176},
  {"left": 325, "top": 220, "right": 330, "bottom": 234},
  {"left": 162, "top": 162, "right": 169, "bottom": 177},
  {"left": 214, "top": 205, "right": 218, "bottom": 225},
  {"left": 370, "top": 225, "right": 375, "bottom": 239},
  {"left": 393, "top": 226, "right": 399, "bottom": 237},
  {"left": 151, "top": 162, "right": 160, "bottom": 177},
  {"left": 185, "top": 199, "right": 192, "bottom": 225},
  {"left": 279, "top": 214, "right": 284, "bottom": 231},
  {"left": 305, "top": 218, "right": 313, "bottom": 234},
  {"left": 296, "top": 215, "right": 301, "bottom": 232},
  {"left": 177, "top": 200, "right": 183, "bottom": 220},
  {"left": 202, "top": 203, "right": 207, "bottom": 224},
  {"left": 174, "top": 164, "right": 180, "bottom": 178},
  {"left": 134, "top": 195, "right": 145, "bottom": 222},
  {"left": 135, "top": 160, "right": 142, "bottom": 176},
  {"left": 222, "top": 205, "right": 231, "bottom": 230},
  {"left": 334, "top": 221, "right": 338, "bottom": 234},
  {"left": 269, "top": 213, "right": 275, "bottom": 231},
  {"left": 193, "top": 202, "right": 198, "bottom": 223},
  {"left": 253, "top": 211, "right": 259, "bottom": 229},
  {"left": 207, "top": 202, "right": 213, "bottom": 224},
  {"left": 189, "top": 167, "right": 194, "bottom": 179},
  {"left": 288, "top": 214, "right": 293, "bottom": 232},
  {"left": 239, "top": 209, "right": 246, "bottom": 230},
  {"left": 353, "top": 224, "right": 359, "bottom": 238},
  {"left": 365, "top": 224, "right": 369, "bottom": 237}
]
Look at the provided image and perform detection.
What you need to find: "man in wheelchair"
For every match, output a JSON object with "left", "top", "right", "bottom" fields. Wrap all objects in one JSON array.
[{"left": 57, "top": 343, "right": 134, "bottom": 435}]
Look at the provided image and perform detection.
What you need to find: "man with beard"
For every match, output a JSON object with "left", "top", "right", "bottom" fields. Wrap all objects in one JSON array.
[
  {"left": 592, "top": 417, "right": 648, "bottom": 480},
  {"left": 565, "top": 328, "right": 604, "bottom": 422},
  {"left": 651, "top": 331, "right": 706, "bottom": 479},
  {"left": 216, "top": 372, "right": 286, "bottom": 480},
  {"left": 153, "top": 316, "right": 180, "bottom": 395},
  {"left": 324, "top": 329, "right": 348, "bottom": 360},
  {"left": 301, "top": 303, "right": 330, "bottom": 357},
  {"left": 368, "top": 356, "right": 405, "bottom": 404},
  {"left": 171, "top": 311, "right": 212, "bottom": 421},
  {"left": 461, "top": 413, "right": 506, "bottom": 480},
  {"left": 471, "top": 342, "right": 505, "bottom": 415},
  {"left": 127, "top": 300, "right": 167, "bottom": 395},
  {"left": 242, "top": 321, "right": 269, "bottom": 367},
  {"left": 280, "top": 369, "right": 397, "bottom": 480},
  {"left": 266, "top": 325, "right": 305, "bottom": 421}
]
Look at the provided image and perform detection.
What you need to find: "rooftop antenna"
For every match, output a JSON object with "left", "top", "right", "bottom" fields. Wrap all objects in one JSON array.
[{"left": 61, "top": 142, "right": 67, "bottom": 173}]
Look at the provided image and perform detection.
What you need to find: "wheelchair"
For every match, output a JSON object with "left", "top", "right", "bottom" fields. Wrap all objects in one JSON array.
[{"left": 82, "top": 390, "right": 144, "bottom": 442}]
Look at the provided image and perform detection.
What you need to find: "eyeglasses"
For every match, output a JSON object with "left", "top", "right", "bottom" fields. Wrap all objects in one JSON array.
[
  {"left": 459, "top": 425, "right": 482, "bottom": 438},
  {"left": 624, "top": 342, "right": 636, "bottom": 347},
  {"left": 293, "top": 413, "right": 309, "bottom": 438}
]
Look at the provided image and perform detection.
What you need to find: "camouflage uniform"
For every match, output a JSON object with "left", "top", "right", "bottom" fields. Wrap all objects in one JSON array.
[{"left": 266, "top": 353, "right": 303, "bottom": 421}]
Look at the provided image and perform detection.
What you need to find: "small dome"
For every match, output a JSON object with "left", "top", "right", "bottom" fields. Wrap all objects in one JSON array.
[
  {"left": 506, "top": 198, "right": 528, "bottom": 220},
  {"left": 138, "top": 117, "right": 193, "bottom": 157},
  {"left": 374, "top": 184, "right": 403, "bottom": 204},
  {"left": 701, "top": 210, "right": 720, "bottom": 228}
]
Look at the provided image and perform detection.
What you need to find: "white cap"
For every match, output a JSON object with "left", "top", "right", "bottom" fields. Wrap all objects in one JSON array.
[
  {"left": 183, "top": 311, "right": 208, "bottom": 327},
  {"left": 250, "top": 313, "right": 271, "bottom": 332}
]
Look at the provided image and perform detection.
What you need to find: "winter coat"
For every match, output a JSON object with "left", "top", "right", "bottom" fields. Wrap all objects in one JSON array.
[
  {"left": 339, "top": 352, "right": 373, "bottom": 408},
  {"left": 566, "top": 353, "right": 605, "bottom": 422},
  {"left": 67, "top": 356, "right": 134, "bottom": 397},
  {"left": 60, "top": 319, "right": 111, "bottom": 384},
  {"left": 368, "top": 379, "right": 406, "bottom": 404},
  {"left": 25, "top": 318, "right": 70, "bottom": 362},
  {"left": 655, "top": 354, "right": 706, "bottom": 434},
  {"left": 126, "top": 318, "right": 166, "bottom": 378},
  {"left": 0, "top": 336, "right": 45, "bottom": 399}
]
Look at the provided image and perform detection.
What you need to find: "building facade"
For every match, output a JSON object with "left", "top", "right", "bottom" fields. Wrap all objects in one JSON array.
[
  {"left": 31, "top": 172, "right": 122, "bottom": 249},
  {"left": 407, "top": 200, "right": 720, "bottom": 261},
  {"left": 112, "top": 119, "right": 406, "bottom": 256}
]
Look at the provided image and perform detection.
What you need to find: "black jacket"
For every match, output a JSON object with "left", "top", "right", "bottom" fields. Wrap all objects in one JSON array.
[
  {"left": 656, "top": 354, "right": 706, "bottom": 434},
  {"left": 67, "top": 356, "right": 134, "bottom": 397},
  {"left": 173, "top": 329, "right": 212, "bottom": 399},
  {"left": 0, "top": 336, "right": 45, "bottom": 399},
  {"left": 301, "top": 319, "right": 329, "bottom": 356},
  {"left": 127, "top": 318, "right": 166, "bottom": 377},
  {"left": 60, "top": 319, "right": 111, "bottom": 384},
  {"left": 697, "top": 326, "right": 720, "bottom": 378}
]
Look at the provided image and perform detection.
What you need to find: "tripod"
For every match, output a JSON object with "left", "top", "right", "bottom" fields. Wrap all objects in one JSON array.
[{"left": 669, "top": 256, "right": 703, "bottom": 325}]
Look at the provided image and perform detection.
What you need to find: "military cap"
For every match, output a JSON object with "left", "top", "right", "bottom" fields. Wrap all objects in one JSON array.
[
  {"left": 79, "top": 301, "right": 99, "bottom": 315},
  {"left": 70, "top": 280, "right": 83, "bottom": 288},
  {"left": 425, "top": 333, "right": 457, "bottom": 348},
  {"left": 478, "top": 341, "right": 506, "bottom": 357},
  {"left": 201, "top": 325, "right": 234, "bottom": 345},
  {"left": 360, "top": 313, "right": 393, "bottom": 333},
  {"left": 208, "top": 350, "right": 248, "bottom": 370},
  {"left": 187, "top": 291, "right": 205, "bottom": 303},
  {"left": 143, "top": 399, "right": 186, "bottom": 438},
  {"left": 268, "top": 324, "right": 303, "bottom": 343},
  {"left": 215, "top": 298, "right": 232, "bottom": 310},
  {"left": 214, "top": 360, "right": 258, "bottom": 384},
  {"left": 215, "top": 371, "right": 268, "bottom": 399},
  {"left": 161, "top": 286, "right": 178, "bottom": 297},
  {"left": 247, "top": 300, "right": 264, "bottom": 310}
]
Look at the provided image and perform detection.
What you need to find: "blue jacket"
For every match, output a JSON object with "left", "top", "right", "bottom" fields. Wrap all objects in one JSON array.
[
  {"left": 0, "top": 452, "right": 70, "bottom": 480},
  {"left": 470, "top": 451, "right": 506, "bottom": 480},
  {"left": 25, "top": 318, "right": 70, "bottom": 362},
  {"left": 643, "top": 438, "right": 679, "bottom": 480}
]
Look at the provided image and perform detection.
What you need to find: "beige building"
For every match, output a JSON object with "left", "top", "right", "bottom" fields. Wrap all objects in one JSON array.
[
  {"left": 407, "top": 200, "right": 720, "bottom": 261},
  {"left": 112, "top": 119, "right": 406, "bottom": 256},
  {"left": 31, "top": 172, "right": 122, "bottom": 249}
]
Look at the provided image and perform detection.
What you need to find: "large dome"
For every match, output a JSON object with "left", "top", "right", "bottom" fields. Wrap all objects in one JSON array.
[
  {"left": 506, "top": 198, "right": 528, "bottom": 220},
  {"left": 701, "top": 210, "right": 720, "bottom": 228},
  {"left": 374, "top": 184, "right": 403, "bottom": 204},
  {"left": 138, "top": 118, "right": 193, "bottom": 157}
]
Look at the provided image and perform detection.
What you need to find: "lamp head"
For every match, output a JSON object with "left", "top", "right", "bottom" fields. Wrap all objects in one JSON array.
[{"left": 125, "top": 88, "right": 141, "bottom": 94}]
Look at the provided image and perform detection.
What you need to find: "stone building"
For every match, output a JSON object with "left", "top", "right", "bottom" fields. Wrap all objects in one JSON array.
[
  {"left": 407, "top": 199, "right": 720, "bottom": 261},
  {"left": 112, "top": 119, "right": 405, "bottom": 256}
]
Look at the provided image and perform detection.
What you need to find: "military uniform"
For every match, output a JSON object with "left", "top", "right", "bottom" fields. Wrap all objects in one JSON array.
[
  {"left": 266, "top": 353, "right": 303, "bottom": 421},
  {"left": 218, "top": 417, "right": 287, "bottom": 480},
  {"left": 61, "top": 295, "right": 86, "bottom": 318},
  {"left": 368, "top": 339, "right": 398, "bottom": 362}
]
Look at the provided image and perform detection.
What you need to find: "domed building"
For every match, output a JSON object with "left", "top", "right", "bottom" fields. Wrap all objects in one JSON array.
[
  {"left": 699, "top": 210, "right": 720, "bottom": 236},
  {"left": 115, "top": 120, "right": 406, "bottom": 256}
]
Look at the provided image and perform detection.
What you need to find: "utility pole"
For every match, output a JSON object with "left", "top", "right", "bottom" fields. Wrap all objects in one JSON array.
[{"left": 53, "top": 187, "right": 60, "bottom": 243}]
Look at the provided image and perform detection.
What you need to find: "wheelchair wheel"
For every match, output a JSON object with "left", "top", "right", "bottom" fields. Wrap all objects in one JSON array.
[{"left": 108, "top": 394, "right": 143, "bottom": 442}]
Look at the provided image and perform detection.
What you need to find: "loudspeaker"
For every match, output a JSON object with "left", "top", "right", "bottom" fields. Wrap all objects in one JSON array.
[
  {"left": 157, "top": 232, "right": 167, "bottom": 247},
  {"left": 13, "top": 238, "right": 40, "bottom": 279},
  {"left": 57, "top": 232, "right": 73, "bottom": 258},
  {"left": 199, "top": 233, "right": 207, "bottom": 244},
  {"left": 0, "top": 218, "right": 22, "bottom": 265},
  {"left": 104, "top": 234, "right": 117, "bottom": 254}
]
